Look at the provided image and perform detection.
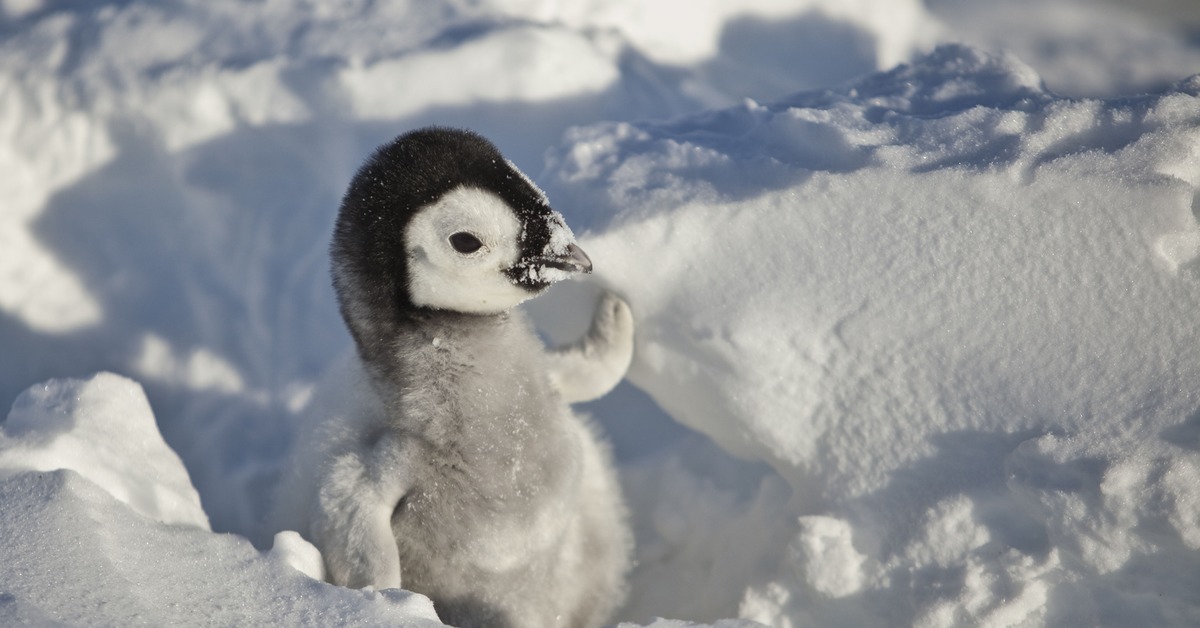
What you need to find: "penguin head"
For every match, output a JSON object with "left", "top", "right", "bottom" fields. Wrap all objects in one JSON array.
[{"left": 332, "top": 128, "right": 591, "bottom": 341}]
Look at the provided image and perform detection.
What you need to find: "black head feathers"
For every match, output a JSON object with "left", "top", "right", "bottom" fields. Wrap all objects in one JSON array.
[{"left": 331, "top": 127, "right": 586, "bottom": 356}]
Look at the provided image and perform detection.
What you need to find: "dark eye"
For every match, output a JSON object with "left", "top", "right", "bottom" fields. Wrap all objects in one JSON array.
[{"left": 449, "top": 232, "right": 483, "bottom": 254}]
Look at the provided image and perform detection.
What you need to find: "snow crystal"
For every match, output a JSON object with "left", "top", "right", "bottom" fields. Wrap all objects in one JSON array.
[
  {"left": 544, "top": 211, "right": 576, "bottom": 252},
  {"left": 520, "top": 264, "right": 574, "bottom": 286}
]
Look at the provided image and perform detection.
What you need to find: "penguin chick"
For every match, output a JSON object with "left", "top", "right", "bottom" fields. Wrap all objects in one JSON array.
[{"left": 270, "top": 127, "right": 634, "bottom": 628}]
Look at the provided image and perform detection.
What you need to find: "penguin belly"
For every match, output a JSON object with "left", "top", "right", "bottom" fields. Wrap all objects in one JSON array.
[{"left": 384, "top": 320, "right": 629, "bottom": 628}]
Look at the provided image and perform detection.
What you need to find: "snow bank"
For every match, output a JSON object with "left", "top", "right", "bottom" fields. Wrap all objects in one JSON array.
[
  {"left": 930, "top": 0, "right": 1200, "bottom": 98},
  {"left": 536, "top": 44, "right": 1200, "bottom": 626},
  {"left": 0, "top": 373, "right": 443, "bottom": 626},
  {"left": 0, "top": 372, "right": 206, "bottom": 528}
]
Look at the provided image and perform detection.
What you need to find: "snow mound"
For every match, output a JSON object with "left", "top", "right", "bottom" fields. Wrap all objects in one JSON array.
[
  {"left": 0, "top": 372, "right": 208, "bottom": 528},
  {"left": 932, "top": 0, "right": 1200, "bottom": 98},
  {"left": 0, "top": 374, "right": 444, "bottom": 626},
  {"left": 537, "top": 44, "right": 1200, "bottom": 626}
]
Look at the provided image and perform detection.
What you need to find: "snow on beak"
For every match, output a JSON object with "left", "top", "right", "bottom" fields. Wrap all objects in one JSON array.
[
  {"left": 542, "top": 242, "right": 592, "bottom": 274},
  {"left": 508, "top": 212, "right": 592, "bottom": 287},
  {"left": 535, "top": 212, "right": 591, "bottom": 275}
]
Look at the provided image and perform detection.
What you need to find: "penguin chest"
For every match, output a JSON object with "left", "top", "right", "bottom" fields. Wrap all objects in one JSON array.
[{"left": 393, "top": 366, "right": 583, "bottom": 574}]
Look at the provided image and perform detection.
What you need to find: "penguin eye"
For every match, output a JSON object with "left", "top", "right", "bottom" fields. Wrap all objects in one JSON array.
[{"left": 448, "top": 232, "right": 484, "bottom": 254}]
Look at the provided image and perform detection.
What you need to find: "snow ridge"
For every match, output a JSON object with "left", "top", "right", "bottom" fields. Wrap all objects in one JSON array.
[{"left": 539, "top": 44, "right": 1200, "bottom": 627}]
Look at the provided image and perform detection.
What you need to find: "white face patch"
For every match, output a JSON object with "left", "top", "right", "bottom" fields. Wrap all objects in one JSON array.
[{"left": 405, "top": 186, "right": 540, "bottom": 314}]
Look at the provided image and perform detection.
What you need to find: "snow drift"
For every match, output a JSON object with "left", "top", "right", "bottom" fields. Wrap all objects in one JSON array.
[
  {"left": 3, "top": 0, "right": 1200, "bottom": 626},
  {"left": 534, "top": 44, "right": 1200, "bottom": 626},
  {"left": 0, "top": 373, "right": 444, "bottom": 626}
]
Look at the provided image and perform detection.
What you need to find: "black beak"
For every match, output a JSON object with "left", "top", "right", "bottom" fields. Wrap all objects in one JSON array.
[{"left": 541, "top": 242, "right": 593, "bottom": 274}]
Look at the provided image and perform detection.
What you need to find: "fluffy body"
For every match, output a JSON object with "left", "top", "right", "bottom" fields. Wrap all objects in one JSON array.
[
  {"left": 269, "top": 128, "right": 633, "bottom": 628},
  {"left": 273, "top": 303, "right": 631, "bottom": 627}
]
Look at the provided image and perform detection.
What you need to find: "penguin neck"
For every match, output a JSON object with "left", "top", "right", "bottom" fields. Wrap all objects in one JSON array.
[
  {"left": 356, "top": 305, "right": 564, "bottom": 453},
  {"left": 356, "top": 307, "right": 520, "bottom": 398},
  {"left": 396, "top": 307, "right": 513, "bottom": 343}
]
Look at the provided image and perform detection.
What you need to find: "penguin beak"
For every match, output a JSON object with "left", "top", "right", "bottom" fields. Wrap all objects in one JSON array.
[{"left": 541, "top": 242, "right": 593, "bottom": 274}]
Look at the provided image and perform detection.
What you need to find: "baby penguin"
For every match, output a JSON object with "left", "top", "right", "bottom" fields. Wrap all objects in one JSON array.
[{"left": 270, "top": 127, "right": 634, "bottom": 628}]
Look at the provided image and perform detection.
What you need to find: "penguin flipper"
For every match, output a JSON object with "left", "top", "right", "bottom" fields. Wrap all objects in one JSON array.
[
  {"left": 546, "top": 291, "right": 635, "bottom": 404},
  {"left": 311, "top": 436, "right": 410, "bottom": 590}
]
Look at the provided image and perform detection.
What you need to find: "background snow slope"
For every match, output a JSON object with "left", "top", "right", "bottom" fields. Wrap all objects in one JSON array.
[
  {"left": 534, "top": 45, "right": 1200, "bottom": 626},
  {"left": 2, "top": 0, "right": 1200, "bottom": 626}
]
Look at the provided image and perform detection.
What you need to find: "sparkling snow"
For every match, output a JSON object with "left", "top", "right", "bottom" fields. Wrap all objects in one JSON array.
[{"left": 3, "top": 0, "right": 1200, "bottom": 626}]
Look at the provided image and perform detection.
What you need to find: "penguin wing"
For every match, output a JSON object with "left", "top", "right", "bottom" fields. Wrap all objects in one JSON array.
[
  {"left": 546, "top": 291, "right": 635, "bottom": 404},
  {"left": 311, "top": 431, "right": 412, "bottom": 590}
]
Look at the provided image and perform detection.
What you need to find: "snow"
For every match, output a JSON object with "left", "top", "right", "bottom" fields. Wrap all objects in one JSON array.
[
  {"left": 3, "top": 0, "right": 1200, "bottom": 626},
  {"left": 930, "top": 0, "right": 1200, "bottom": 98},
  {"left": 0, "top": 374, "right": 444, "bottom": 626},
  {"left": 0, "top": 372, "right": 208, "bottom": 529}
]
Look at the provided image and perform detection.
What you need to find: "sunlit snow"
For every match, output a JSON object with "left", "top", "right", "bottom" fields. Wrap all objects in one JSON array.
[{"left": 3, "top": 0, "right": 1200, "bottom": 626}]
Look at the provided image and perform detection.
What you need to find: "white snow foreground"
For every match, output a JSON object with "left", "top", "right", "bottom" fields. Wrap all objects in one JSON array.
[
  {"left": 531, "top": 44, "right": 1200, "bottom": 626},
  {"left": 0, "top": 374, "right": 766, "bottom": 627},
  {"left": 0, "top": 373, "right": 442, "bottom": 626}
]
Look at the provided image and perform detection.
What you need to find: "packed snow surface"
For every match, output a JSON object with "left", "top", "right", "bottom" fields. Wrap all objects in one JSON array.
[
  {"left": 3, "top": 0, "right": 1200, "bottom": 626},
  {"left": 536, "top": 45, "right": 1200, "bottom": 626},
  {"left": 0, "top": 373, "right": 444, "bottom": 626}
]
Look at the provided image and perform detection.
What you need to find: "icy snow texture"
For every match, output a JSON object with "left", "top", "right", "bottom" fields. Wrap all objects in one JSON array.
[
  {"left": 536, "top": 44, "right": 1200, "bottom": 627},
  {"left": 0, "top": 371, "right": 208, "bottom": 529},
  {"left": 0, "top": 374, "right": 443, "bottom": 626},
  {"left": 3, "top": 0, "right": 1200, "bottom": 626},
  {"left": 930, "top": 0, "right": 1200, "bottom": 98}
]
